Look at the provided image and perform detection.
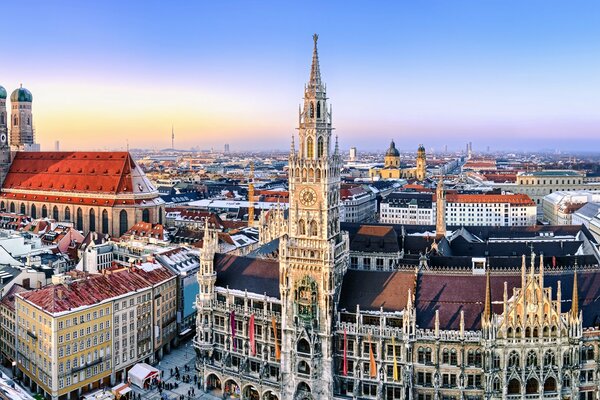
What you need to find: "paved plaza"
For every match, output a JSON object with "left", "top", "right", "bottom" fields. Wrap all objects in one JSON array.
[{"left": 128, "top": 340, "right": 219, "bottom": 400}]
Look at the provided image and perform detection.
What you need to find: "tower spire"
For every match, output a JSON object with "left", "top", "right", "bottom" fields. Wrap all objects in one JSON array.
[
  {"left": 309, "top": 33, "right": 322, "bottom": 88},
  {"left": 572, "top": 260, "right": 579, "bottom": 317},
  {"left": 483, "top": 267, "right": 492, "bottom": 323}
]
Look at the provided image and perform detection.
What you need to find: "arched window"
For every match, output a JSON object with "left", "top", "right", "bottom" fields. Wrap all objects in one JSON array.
[
  {"left": 527, "top": 350, "right": 537, "bottom": 367},
  {"left": 309, "top": 220, "right": 318, "bottom": 236},
  {"left": 297, "top": 339, "right": 310, "bottom": 354},
  {"left": 0, "top": 201, "right": 3, "bottom": 211},
  {"left": 13, "top": 116, "right": 17, "bottom": 126},
  {"left": 9, "top": 202, "right": 14, "bottom": 213},
  {"left": 30, "top": 204, "right": 36, "bottom": 219},
  {"left": 119, "top": 210, "right": 128, "bottom": 236},
  {"left": 158, "top": 207, "right": 163, "bottom": 225},
  {"left": 562, "top": 374, "right": 571, "bottom": 388},
  {"left": 298, "top": 220, "right": 306, "bottom": 236},
  {"left": 102, "top": 209, "right": 109, "bottom": 234},
  {"left": 526, "top": 378, "right": 538, "bottom": 394},
  {"left": 20, "top": 203, "right": 25, "bottom": 215},
  {"left": 508, "top": 351, "right": 520, "bottom": 368},
  {"left": 544, "top": 350, "right": 555, "bottom": 366},
  {"left": 493, "top": 377, "right": 501, "bottom": 392},
  {"left": 543, "top": 377, "right": 556, "bottom": 393},
  {"left": 0, "top": 113, "right": 3, "bottom": 124},
  {"left": 508, "top": 379, "right": 521, "bottom": 394},
  {"left": 53, "top": 206, "right": 59, "bottom": 220},
  {"left": 297, "top": 360, "right": 310, "bottom": 375},
  {"left": 307, "top": 137, "right": 314, "bottom": 158},
  {"left": 316, "top": 101, "right": 321, "bottom": 118},
  {"left": 317, "top": 137, "right": 324, "bottom": 158},
  {"left": 89, "top": 209, "right": 96, "bottom": 232},
  {"left": 64, "top": 206, "right": 71, "bottom": 221},
  {"left": 76, "top": 208, "right": 83, "bottom": 231},
  {"left": 309, "top": 102, "right": 314, "bottom": 118},
  {"left": 42, "top": 205, "right": 48, "bottom": 218},
  {"left": 142, "top": 208, "right": 150, "bottom": 223}
]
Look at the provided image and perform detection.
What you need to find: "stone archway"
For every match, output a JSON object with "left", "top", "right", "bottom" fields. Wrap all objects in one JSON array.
[
  {"left": 242, "top": 384, "right": 259, "bottom": 400},
  {"left": 262, "top": 391, "right": 278, "bottom": 400},
  {"left": 206, "top": 373, "right": 222, "bottom": 396},
  {"left": 544, "top": 377, "right": 557, "bottom": 393},
  {"left": 223, "top": 379, "right": 240, "bottom": 398},
  {"left": 508, "top": 378, "right": 521, "bottom": 394},
  {"left": 526, "top": 378, "right": 539, "bottom": 394},
  {"left": 295, "top": 382, "right": 312, "bottom": 400}
]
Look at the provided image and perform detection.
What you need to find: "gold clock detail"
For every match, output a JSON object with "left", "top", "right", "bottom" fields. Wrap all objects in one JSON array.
[{"left": 300, "top": 187, "right": 317, "bottom": 207}]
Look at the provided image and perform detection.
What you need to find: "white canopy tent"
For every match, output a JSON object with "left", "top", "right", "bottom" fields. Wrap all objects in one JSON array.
[{"left": 127, "top": 363, "right": 160, "bottom": 389}]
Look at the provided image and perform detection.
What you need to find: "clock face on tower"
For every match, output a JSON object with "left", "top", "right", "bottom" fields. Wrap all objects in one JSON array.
[{"left": 299, "top": 187, "right": 317, "bottom": 207}]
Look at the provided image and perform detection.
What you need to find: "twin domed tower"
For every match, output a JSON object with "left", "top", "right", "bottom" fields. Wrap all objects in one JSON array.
[
  {"left": 0, "top": 84, "right": 37, "bottom": 185},
  {"left": 0, "top": 84, "right": 36, "bottom": 149}
]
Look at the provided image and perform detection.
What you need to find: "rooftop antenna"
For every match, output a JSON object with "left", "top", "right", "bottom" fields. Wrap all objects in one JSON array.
[{"left": 171, "top": 125, "right": 175, "bottom": 150}]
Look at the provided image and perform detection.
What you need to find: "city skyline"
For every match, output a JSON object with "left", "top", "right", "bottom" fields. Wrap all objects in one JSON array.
[{"left": 5, "top": 1, "right": 600, "bottom": 152}]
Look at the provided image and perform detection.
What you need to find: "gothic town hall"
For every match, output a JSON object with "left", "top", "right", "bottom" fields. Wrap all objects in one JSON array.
[{"left": 193, "top": 36, "right": 600, "bottom": 400}]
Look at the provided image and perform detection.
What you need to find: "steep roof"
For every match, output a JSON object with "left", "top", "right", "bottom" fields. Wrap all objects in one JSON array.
[
  {"left": 339, "top": 270, "right": 415, "bottom": 312},
  {"left": 214, "top": 254, "right": 280, "bottom": 298},
  {"left": 2, "top": 152, "right": 158, "bottom": 197}
]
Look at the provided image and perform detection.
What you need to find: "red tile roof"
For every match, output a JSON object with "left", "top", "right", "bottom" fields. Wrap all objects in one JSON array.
[
  {"left": 2, "top": 152, "right": 156, "bottom": 196},
  {"left": 445, "top": 193, "right": 535, "bottom": 206},
  {"left": 18, "top": 265, "right": 174, "bottom": 314}
]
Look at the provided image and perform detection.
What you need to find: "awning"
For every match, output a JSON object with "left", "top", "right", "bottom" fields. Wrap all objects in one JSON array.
[
  {"left": 179, "top": 328, "right": 192, "bottom": 336},
  {"left": 119, "top": 387, "right": 132, "bottom": 395},
  {"left": 128, "top": 363, "right": 160, "bottom": 388}
]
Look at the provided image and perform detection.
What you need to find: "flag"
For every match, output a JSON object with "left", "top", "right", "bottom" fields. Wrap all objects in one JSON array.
[
  {"left": 249, "top": 314, "right": 256, "bottom": 356},
  {"left": 230, "top": 310, "right": 236, "bottom": 351},
  {"left": 271, "top": 316, "right": 280, "bottom": 360},
  {"left": 552, "top": 256, "right": 557, "bottom": 268},
  {"left": 369, "top": 334, "right": 376, "bottom": 378},
  {"left": 392, "top": 337, "right": 398, "bottom": 381},
  {"left": 342, "top": 329, "right": 348, "bottom": 376}
]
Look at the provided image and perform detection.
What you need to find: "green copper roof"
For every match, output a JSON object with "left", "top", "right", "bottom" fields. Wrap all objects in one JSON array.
[
  {"left": 0, "top": 86, "right": 6, "bottom": 99},
  {"left": 10, "top": 87, "right": 32, "bottom": 102}
]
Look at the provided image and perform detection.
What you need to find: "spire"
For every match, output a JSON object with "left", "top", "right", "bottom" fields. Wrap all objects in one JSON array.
[
  {"left": 308, "top": 33, "right": 322, "bottom": 88},
  {"left": 335, "top": 135, "right": 339, "bottom": 155},
  {"left": 290, "top": 134, "right": 295, "bottom": 155},
  {"left": 521, "top": 254, "right": 526, "bottom": 288},
  {"left": 483, "top": 267, "right": 492, "bottom": 323},
  {"left": 572, "top": 261, "right": 579, "bottom": 317}
]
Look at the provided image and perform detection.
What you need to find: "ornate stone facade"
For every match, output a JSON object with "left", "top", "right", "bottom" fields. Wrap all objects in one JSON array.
[{"left": 193, "top": 36, "right": 600, "bottom": 400}]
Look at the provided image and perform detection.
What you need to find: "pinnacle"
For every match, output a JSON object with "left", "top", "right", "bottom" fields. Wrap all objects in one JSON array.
[{"left": 308, "top": 33, "right": 322, "bottom": 88}]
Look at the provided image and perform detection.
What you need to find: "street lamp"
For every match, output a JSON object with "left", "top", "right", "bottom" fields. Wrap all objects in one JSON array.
[{"left": 11, "top": 361, "right": 16, "bottom": 378}]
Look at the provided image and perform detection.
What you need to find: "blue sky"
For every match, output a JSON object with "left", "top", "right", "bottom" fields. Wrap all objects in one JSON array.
[{"left": 4, "top": 1, "right": 600, "bottom": 152}]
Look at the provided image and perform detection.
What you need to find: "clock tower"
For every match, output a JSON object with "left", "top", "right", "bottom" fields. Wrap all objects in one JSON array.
[{"left": 279, "top": 34, "right": 349, "bottom": 399}]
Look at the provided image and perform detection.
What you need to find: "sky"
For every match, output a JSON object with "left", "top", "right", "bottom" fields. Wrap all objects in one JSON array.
[{"left": 4, "top": 1, "right": 600, "bottom": 152}]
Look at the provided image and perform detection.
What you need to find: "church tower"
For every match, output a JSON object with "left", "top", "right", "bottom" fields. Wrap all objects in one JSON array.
[
  {"left": 10, "top": 85, "right": 34, "bottom": 148},
  {"left": 279, "top": 34, "right": 349, "bottom": 400},
  {"left": 435, "top": 176, "right": 446, "bottom": 239},
  {"left": 416, "top": 144, "right": 426, "bottom": 181},
  {"left": 0, "top": 86, "right": 11, "bottom": 186}
]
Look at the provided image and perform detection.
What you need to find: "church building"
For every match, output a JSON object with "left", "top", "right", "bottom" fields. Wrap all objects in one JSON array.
[
  {"left": 370, "top": 141, "right": 427, "bottom": 181},
  {"left": 0, "top": 85, "right": 164, "bottom": 237}
]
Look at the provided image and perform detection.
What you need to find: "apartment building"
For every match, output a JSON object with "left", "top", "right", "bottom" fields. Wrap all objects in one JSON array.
[{"left": 15, "top": 264, "right": 176, "bottom": 400}]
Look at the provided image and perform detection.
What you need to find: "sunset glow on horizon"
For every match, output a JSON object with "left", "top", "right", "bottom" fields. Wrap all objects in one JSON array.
[{"left": 5, "top": 1, "right": 600, "bottom": 152}]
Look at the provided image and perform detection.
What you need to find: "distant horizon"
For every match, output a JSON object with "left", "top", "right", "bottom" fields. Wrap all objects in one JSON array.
[{"left": 5, "top": 1, "right": 600, "bottom": 152}]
